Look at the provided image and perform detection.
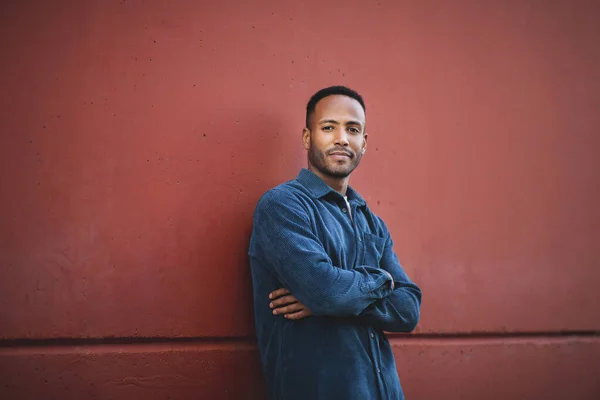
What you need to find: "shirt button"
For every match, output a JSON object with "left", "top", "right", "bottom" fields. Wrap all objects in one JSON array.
[
  {"left": 377, "top": 368, "right": 381, "bottom": 374},
  {"left": 342, "top": 208, "right": 347, "bottom": 213},
  {"left": 370, "top": 333, "right": 375, "bottom": 338}
]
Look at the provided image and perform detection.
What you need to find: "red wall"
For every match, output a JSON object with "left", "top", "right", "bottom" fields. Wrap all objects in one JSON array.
[{"left": 1, "top": 1, "right": 599, "bottom": 398}]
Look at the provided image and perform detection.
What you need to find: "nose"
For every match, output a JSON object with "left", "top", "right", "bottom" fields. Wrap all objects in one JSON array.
[{"left": 334, "top": 128, "right": 349, "bottom": 146}]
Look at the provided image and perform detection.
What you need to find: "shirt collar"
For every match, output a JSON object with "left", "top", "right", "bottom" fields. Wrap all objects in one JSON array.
[{"left": 296, "top": 168, "right": 366, "bottom": 206}]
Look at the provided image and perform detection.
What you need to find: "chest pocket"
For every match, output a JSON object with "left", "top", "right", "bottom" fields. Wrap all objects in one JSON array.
[{"left": 361, "top": 232, "right": 387, "bottom": 267}]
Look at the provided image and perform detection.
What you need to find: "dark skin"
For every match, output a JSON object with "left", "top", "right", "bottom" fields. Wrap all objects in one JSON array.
[
  {"left": 269, "top": 288, "right": 313, "bottom": 320},
  {"left": 270, "top": 95, "right": 368, "bottom": 320}
]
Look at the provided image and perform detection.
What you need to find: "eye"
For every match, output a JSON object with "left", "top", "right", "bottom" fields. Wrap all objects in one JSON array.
[
  {"left": 322, "top": 125, "right": 334, "bottom": 131},
  {"left": 348, "top": 127, "right": 360, "bottom": 134}
]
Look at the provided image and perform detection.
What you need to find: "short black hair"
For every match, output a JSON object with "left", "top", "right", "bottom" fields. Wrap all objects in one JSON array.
[{"left": 305, "top": 85, "right": 366, "bottom": 127}]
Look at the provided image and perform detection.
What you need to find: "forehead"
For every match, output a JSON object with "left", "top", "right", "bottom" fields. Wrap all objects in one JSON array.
[{"left": 313, "top": 95, "right": 365, "bottom": 123}]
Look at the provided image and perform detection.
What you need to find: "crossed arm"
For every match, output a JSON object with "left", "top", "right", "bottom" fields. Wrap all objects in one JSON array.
[
  {"left": 255, "top": 190, "right": 421, "bottom": 332},
  {"left": 269, "top": 234, "right": 422, "bottom": 332}
]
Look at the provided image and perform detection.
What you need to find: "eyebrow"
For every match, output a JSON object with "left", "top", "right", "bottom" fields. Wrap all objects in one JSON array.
[{"left": 318, "top": 119, "right": 364, "bottom": 126}]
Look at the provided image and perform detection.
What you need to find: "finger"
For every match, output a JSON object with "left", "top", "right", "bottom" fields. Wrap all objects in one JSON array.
[
  {"left": 270, "top": 295, "right": 298, "bottom": 308},
  {"left": 285, "top": 309, "right": 312, "bottom": 320},
  {"left": 269, "top": 288, "right": 290, "bottom": 299},
  {"left": 272, "top": 302, "right": 304, "bottom": 315}
]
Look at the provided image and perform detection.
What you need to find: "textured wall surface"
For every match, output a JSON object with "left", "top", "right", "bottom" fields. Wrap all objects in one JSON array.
[{"left": 1, "top": 0, "right": 599, "bottom": 399}]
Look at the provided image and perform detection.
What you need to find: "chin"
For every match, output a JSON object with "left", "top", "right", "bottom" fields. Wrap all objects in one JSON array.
[{"left": 324, "top": 166, "right": 353, "bottom": 178}]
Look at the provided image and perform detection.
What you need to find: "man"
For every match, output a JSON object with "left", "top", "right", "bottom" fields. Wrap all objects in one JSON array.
[{"left": 249, "top": 86, "right": 422, "bottom": 399}]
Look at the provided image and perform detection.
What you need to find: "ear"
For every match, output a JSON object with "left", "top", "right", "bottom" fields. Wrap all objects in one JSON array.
[
  {"left": 361, "top": 132, "right": 368, "bottom": 154},
  {"left": 302, "top": 127, "right": 311, "bottom": 150}
]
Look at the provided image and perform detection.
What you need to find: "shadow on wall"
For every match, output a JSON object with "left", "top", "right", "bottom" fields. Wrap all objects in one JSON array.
[
  {"left": 0, "top": 106, "right": 297, "bottom": 341},
  {"left": 172, "top": 108, "right": 297, "bottom": 338}
]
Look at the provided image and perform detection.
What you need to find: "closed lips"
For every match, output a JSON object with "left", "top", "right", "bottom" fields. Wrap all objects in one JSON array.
[{"left": 329, "top": 151, "right": 352, "bottom": 157}]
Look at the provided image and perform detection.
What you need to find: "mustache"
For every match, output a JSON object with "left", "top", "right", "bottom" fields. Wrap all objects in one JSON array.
[{"left": 326, "top": 147, "right": 354, "bottom": 157}]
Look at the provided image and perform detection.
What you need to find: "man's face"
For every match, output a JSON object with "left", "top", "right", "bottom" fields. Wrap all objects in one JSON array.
[{"left": 303, "top": 95, "right": 367, "bottom": 179}]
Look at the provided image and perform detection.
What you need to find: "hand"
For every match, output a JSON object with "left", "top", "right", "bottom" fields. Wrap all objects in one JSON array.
[{"left": 269, "top": 288, "right": 313, "bottom": 320}]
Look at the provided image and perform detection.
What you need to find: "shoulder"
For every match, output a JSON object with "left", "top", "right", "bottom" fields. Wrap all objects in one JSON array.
[{"left": 255, "top": 180, "right": 311, "bottom": 214}]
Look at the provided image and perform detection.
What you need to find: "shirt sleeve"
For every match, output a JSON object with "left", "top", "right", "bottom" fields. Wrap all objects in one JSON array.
[
  {"left": 356, "top": 232, "right": 422, "bottom": 332},
  {"left": 252, "top": 189, "right": 394, "bottom": 317}
]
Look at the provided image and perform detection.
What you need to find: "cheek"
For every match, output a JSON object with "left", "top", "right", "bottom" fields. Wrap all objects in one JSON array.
[
  {"left": 351, "top": 138, "right": 365, "bottom": 151},
  {"left": 311, "top": 136, "right": 329, "bottom": 151}
]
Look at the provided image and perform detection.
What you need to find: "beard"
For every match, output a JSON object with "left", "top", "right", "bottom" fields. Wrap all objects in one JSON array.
[{"left": 308, "top": 142, "right": 363, "bottom": 178}]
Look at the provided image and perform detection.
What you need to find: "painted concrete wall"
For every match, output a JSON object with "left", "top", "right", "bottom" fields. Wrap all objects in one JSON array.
[{"left": 1, "top": 0, "right": 599, "bottom": 398}]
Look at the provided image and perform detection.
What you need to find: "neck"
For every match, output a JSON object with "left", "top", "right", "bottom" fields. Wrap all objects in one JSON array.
[{"left": 308, "top": 165, "right": 350, "bottom": 195}]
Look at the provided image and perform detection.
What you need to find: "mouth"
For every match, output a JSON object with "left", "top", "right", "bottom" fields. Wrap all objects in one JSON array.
[{"left": 328, "top": 151, "right": 352, "bottom": 158}]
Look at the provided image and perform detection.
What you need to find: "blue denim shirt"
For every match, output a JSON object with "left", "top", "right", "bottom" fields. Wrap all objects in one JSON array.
[{"left": 249, "top": 169, "right": 422, "bottom": 400}]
